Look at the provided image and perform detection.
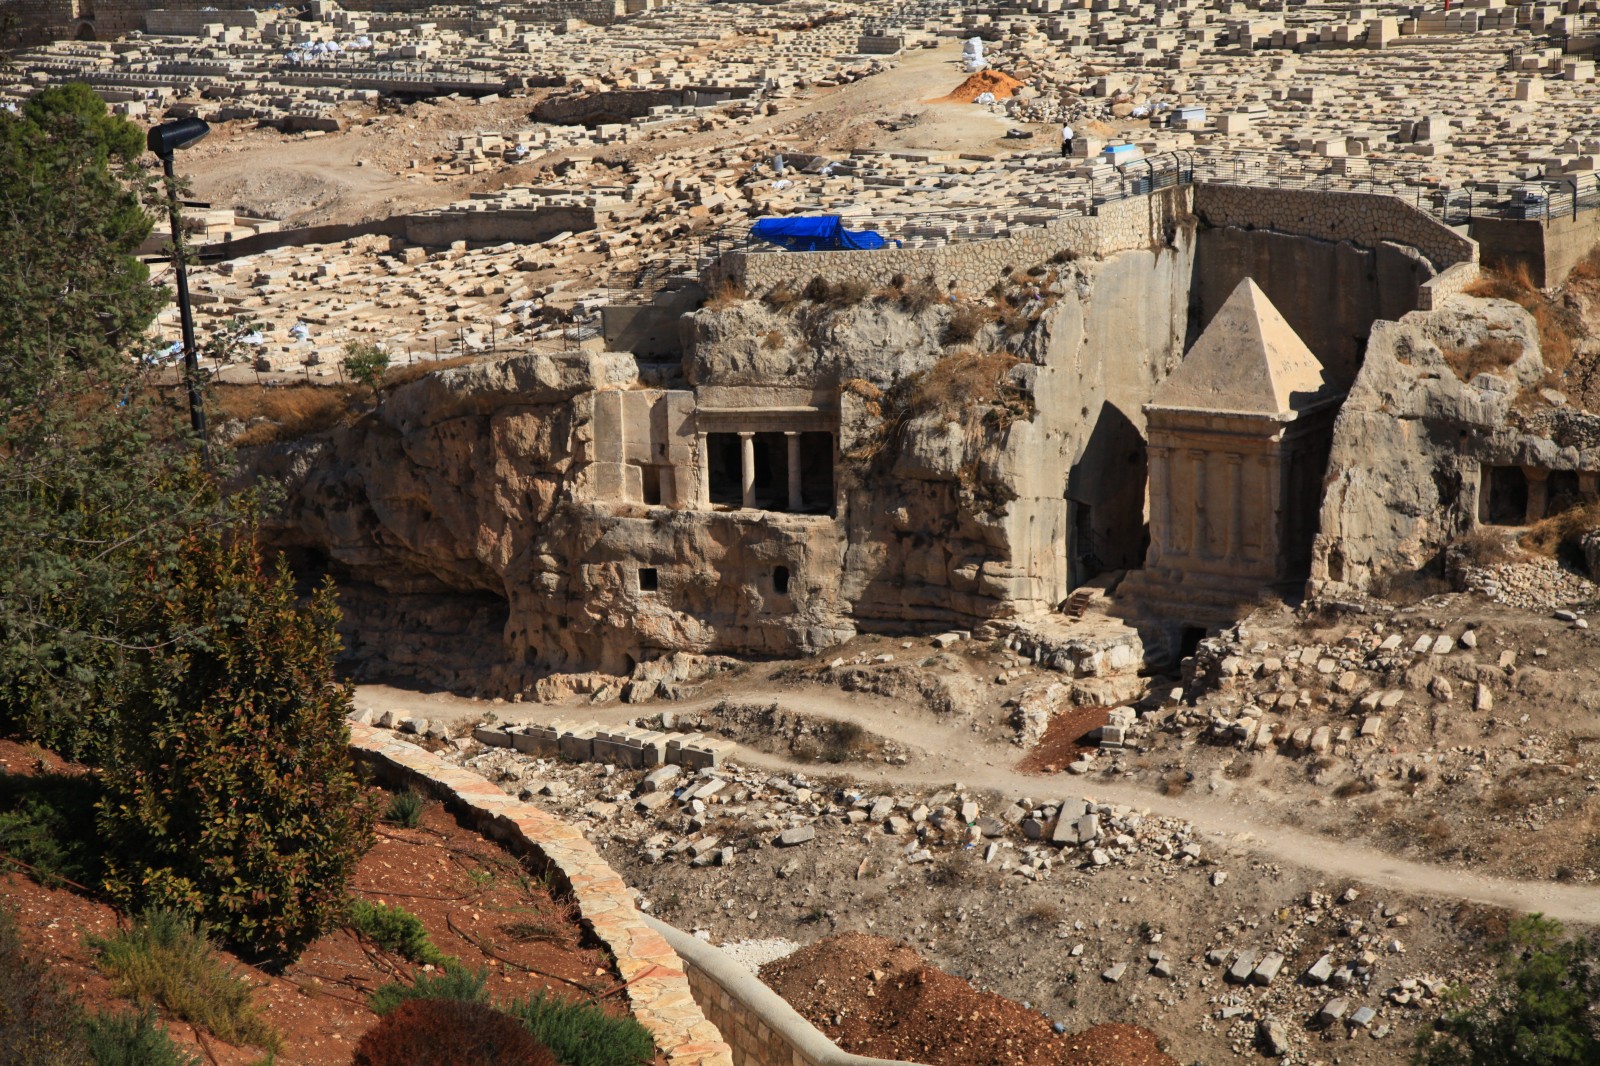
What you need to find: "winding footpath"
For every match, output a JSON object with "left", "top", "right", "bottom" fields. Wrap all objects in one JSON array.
[{"left": 357, "top": 679, "right": 1600, "bottom": 925}]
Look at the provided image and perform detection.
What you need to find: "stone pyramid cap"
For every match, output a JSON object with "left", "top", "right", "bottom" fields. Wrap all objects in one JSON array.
[{"left": 1152, "top": 278, "right": 1338, "bottom": 416}]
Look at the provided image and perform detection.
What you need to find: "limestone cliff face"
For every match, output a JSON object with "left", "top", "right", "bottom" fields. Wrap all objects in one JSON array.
[
  {"left": 257, "top": 230, "right": 1196, "bottom": 692},
  {"left": 1310, "top": 295, "right": 1552, "bottom": 596}
]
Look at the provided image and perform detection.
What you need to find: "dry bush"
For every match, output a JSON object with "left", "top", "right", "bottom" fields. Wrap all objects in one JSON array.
[
  {"left": 829, "top": 279, "right": 871, "bottom": 306},
  {"left": 1333, "top": 777, "right": 1376, "bottom": 799},
  {"left": 1451, "top": 901, "right": 1512, "bottom": 945},
  {"left": 761, "top": 329, "right": 786, "bottom": 351},
  {"left": 1519, "top": 498, "right": 1600, "bottom": 559},
  {"left": 703, "top": 278, "right": 747, "bottom": 311},
  {"left": 763, "top": 282, "right": 802, "bottom": 312},
  {"left": 1022, "top": 902, "right": 1061, "bottom": 929},
  {"left": 1466, "top": 261, "right": 1539, "bottom": 301},
  {"left": 1453, "top": 527, "right": 1520, "bottom": 568},
  {"left": 942, "top": 303, "right": 997, "bottom": 346},
  {"left": 1533, "top": 302, "right": 1579, "bottom": 375},
  {"left": 1442, "top": 336, "right": 1523, "bottom": 382},
  {"left": 799, "top": 276, "right": 869, "bottom": 306},
  {"left": 897, "top": 275, "right": 943, "bottom": 315},
  {"left": 907, "top": 349, "right": 1025, "bottom": 424}
]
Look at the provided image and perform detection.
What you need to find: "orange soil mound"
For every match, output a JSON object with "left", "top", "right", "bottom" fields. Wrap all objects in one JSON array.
[
  {"left": 939, "top": 69, "right": 1025, "bottom": 103},
  {"left": 761, "top": 933, "right": 1177, "bottom": 1066}
]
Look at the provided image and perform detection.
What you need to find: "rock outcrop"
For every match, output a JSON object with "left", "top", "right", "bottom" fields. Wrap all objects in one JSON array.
[
  {"left": 1310, "top": 295, "right": 1552, "bottom": 596},
  {"left": 256, "top": 221, "right": 1196, "bottom": 691}
]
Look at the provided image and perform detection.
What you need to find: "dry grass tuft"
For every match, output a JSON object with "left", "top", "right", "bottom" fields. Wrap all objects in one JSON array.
[
  {"left": 213, "top": 383, "right": 356, "bottom": 448},
  {"left": 380, "top": 354, "right": 478, "bottom": 390},
  {"left": 1442, "top": 336, "right": 1523, "bottom": 382},
  {"left": 1465, "top": 266, "right": 1582, "bottom": 378},
  {"left": 704, "top": 278, "right": 747, "bottom": 311},
  {"left": 1519, "top": 498, "right": 1600, "bottom": 558}
]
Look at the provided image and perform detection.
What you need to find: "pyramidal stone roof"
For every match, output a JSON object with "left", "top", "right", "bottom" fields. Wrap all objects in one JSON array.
[{"left": 1152, "top": 278, "right": 1338, "bottom": 416}]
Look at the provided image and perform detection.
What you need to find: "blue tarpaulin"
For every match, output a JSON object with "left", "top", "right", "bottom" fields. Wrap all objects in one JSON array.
[{"left": 749, "top": 215, "right": 892, "bottom": 251}]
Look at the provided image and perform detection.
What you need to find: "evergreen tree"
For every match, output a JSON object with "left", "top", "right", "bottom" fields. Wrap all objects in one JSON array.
[
  {"left": 1415, "top": 914, "right": 1600, "bottom": 1066},
  {"left": 0, "top": 83, "right": 204, "bottom": 758}
]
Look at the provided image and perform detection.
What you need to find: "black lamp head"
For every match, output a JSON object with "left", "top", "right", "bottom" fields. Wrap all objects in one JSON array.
[{"left": 146, "top": 117, "right": 211, "bottom": 159}]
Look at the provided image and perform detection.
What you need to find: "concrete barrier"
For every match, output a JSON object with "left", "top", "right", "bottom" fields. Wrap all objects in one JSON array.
[{"left": 642, "top": 916, "right": 930, "bottom": 1066}]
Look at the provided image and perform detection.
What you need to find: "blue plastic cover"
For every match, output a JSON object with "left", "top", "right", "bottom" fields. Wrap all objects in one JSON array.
[{"left": 749, "top": 215, "right": 890, "bottom": 251}]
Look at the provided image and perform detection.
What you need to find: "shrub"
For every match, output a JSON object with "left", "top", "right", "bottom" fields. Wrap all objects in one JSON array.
[
  {"left": 90, "top": 909, "right": 279, "bottom": 1053},
  {"left": 81, "top": 1009, "right": 201, "bottom": 1066},
  {"left": 504, "top": 990, "right": 656, "bottom": 1066},
  {"left": 0, "top": 906, "right": 87, "bottom": 1066},
  {"left": 347, "top": 900, "right": 452, "bottom": 968},
  {"left": 341, "top": 340, "right": 391, "bottom": 402},
  {"left": 353, "top": 998, "right": 557, "bottom": 1066},
  {"left": 1441, "top": 337, "right": 1524, "bottom": 383},
  {"left": 0, "top": 770, "right": 101, "bottom": 888},
  {"left": 383, "top": 789, "right": 424, "bottom": 829},
  {"left": 370, "top": 965, "right": 489, "bottom": 1017},
  {"left": 97, "top": 504, "right": 376, "bottom": 961}
]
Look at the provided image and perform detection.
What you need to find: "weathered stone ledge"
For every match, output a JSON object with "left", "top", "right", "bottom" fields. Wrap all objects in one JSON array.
[{"left": 348, "top": 722, "right": 734, "bottom": 1066}]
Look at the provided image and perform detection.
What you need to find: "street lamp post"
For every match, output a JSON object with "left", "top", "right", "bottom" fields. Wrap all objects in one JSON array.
[{"left": 147, "top": 117, "right": 211, "bottom": 447}]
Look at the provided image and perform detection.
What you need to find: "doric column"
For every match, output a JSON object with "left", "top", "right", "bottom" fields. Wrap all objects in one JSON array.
[
  {"left": 696, "top": 433, "right": 710, "bottom": 508},
  {"left": 1147, "top": 445, "right": 1171, "bottom": 564},
  {"left": 1262, "top": 453, "right": 1284, "bottom": 576},
  {"left": 786, "top": 431, "right": 802, "bottom": 512},
  {"left": 1190, "top": 449, "right": 1209, "bottom": 559},
  {"left": 740, "top": 431, "right": 756, "bottom": 509},
  {"left": 1226, "top": 453, "right": 1244, "bottom": 565},
  {"left": 1523, "top": 466, "right": 1549, "bottom": 524}
]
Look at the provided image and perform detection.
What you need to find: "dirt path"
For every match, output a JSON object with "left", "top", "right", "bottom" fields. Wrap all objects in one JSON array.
[{"left": 358, "top": 677, "right": 1600, "bottom": 924}]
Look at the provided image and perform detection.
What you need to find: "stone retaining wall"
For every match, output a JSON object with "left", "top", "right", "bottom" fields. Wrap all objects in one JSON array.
[
  {"left": 1193, "top": 182, "right": 1478, "bottom": 273},
  {"left": 347, "top": 723, "right": 734, "bottom": 1066},
  {"left": 1418, "top": 259, "right": 1481, "bottom": 310},
  {"left": 709, "top": 187, "right": 1193, "bottom": 299},
  {"left": 643, "top": 916, "right": 929, "bottom": 1066}
]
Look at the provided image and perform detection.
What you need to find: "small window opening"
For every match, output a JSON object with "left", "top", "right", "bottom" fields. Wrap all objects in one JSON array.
[
  {"left": 1179, "top": 626, "right": 1206, "bottom": 660},
  {"left": 637, "top": 567, "right": 659, "bottom": 593},
  {"left": 642, "top": 466, "right": 662, "bottom": 506},
  {"left": 773, "top": 565, "right": 790, "bottom": 595}
]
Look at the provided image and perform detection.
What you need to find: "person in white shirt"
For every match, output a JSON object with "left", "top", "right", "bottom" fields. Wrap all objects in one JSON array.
[{"left": 1061, "top": 123, "right": 1075, "bottom": 158}]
